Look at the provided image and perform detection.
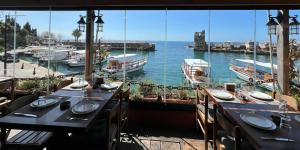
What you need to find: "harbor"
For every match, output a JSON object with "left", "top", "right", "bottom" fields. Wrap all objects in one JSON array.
[{"left": 3, "top": 41, "right": 286, "bottom": 87}]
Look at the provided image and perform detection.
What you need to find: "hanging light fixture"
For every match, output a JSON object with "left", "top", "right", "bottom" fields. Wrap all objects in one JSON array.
[
  {"left": 77, "top": 16, "right": 86, "bottom": 32},
  {"left": 289, "top": 16, "right": 300, "bottom": 35},
  {"left": 267, "top": 12, "right": 300, "bottom": 35},
  {"left": 266, "top": 17, "right": 278, "bottom": 35},
  {"left": 95, "top": 16, "right": 104, "bottom": 32}
]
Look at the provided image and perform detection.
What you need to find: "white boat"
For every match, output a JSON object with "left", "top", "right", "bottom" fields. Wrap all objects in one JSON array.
[
  {"left": 38, "top": 49, "right": 70, "bottom": 62},
  {"left": 66, "top": 50, "right": 108, "bottom": 67},
  {"left": 103, "top": 54, "right": 147, "bottom": 76},
  {"left": 229, "top": 59, "right": 277, "bottom": 91},
  {"left": 33, "top": 45, "right": 76, "bottom": 62},
  {"left": 182, "top": 59, "right": 210, "bottom": 87}
]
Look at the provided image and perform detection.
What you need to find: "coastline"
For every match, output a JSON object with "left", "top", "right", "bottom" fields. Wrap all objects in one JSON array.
[{"left": 193, "top": 48, "right": 277, "bottom": 55}]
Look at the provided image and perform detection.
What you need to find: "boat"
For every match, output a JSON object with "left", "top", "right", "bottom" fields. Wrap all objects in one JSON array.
[
  {"left": 182, "top": 59, "right": 210, "bottom": 87},
  {"left": 103, "top": 54, "right": 147, "bottom": 76},
  {"left": 33, "top": 45, "right": 76, "bottom": 62},
  {"left": 229, "top": 59, "right": 277, "bottom": 91},
  {"left": 66, "top": 50, "right": 108, "bottom": 67}
]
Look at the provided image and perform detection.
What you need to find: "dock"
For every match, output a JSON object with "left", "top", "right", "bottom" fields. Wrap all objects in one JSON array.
[
  {"left": 0, "top": 60, "right": 64, "bottom": 79},
  {"left": 62, "top": 40, "right": 156, "bottom": 51}
]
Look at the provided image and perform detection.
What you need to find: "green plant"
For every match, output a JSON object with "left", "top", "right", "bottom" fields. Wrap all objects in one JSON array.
[
  {"left": 17, "top": 80, "right": 38, "bottom": 90},
  {"left": 178, "top": 89, "right": 188, "bottom": 100},
  {"left": 139, "top": 79, "right": 155, "bottom": 97}
]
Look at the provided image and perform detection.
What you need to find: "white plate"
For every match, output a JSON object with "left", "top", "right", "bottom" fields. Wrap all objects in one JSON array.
[
  {"left": 250, "top": 91, "right": 273, "bottom": 101},
  {"left": 70, "top": 81, "right": 88, "bottom": 89},
  {"left": 240, "top": 113, "right": 276, "bottom": 130},
  {"left": 30, "top": 98, "right": 59, "bottom": 108},
  {"left": 294, "top": 115, "right": 300, "bottom": 123},
  {"left": 71, "top": 101, "right": 99, "bottom": 115},
  {"left": 212, "top": 91, "right": 234, "bottom": 100},
  {"left": 100, "top": 83, "right": 118, "bottom": 90}
]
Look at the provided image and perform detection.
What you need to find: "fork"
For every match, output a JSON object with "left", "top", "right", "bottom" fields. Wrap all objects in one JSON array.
[{"left": 67, "top": 117, "right": 88, "bottom": 121}]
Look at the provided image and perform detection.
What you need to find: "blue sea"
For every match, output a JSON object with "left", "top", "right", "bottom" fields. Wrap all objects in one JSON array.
[{"left": 20, "top": 41, "right": 277, "bottom": 86}]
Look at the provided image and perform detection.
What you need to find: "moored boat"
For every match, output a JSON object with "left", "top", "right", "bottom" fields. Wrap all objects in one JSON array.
[
  {"left": 182, "top": 59, "right": 210, "bottom": 87},
  {"left": 229, "top": 59, "right": 277, "bottom": 91},
  {"left": 103, "top": 54, "right": 147, "bottom": 76}
]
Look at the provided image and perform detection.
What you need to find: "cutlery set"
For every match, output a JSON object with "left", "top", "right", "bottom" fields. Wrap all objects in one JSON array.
[
  {"left": 260, "top": 137, "right": 295, "bottom": 142},
  {"left": 13, "top": 113, "right": 88, "bottom": 121}
]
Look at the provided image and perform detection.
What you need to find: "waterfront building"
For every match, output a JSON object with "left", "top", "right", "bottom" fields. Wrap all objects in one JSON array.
[
  {"left": 222, "top": 41, "right": 234, "bottom": 50},
  {"left": 40, "top": 32, "right": 57, "bottom": 46},
  {"left": 194, "top": 30, "right": 206, "bottom": 50}
]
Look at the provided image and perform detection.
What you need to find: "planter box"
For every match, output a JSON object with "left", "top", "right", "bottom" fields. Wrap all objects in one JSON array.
[{"left": 128, "top": 101, "right": 196, "bottom": 131}]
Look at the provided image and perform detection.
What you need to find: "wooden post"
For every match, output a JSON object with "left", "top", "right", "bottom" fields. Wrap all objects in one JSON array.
[
  {"left": 204, "top": 94, "right": 208, "bottom": 150},
  {"left": 85, "top": 10, "right": 94, "bottom": 82},
  {"left": 276, "top": 10, "right": 289, "bottom": 94},
  {"left": 213, "top": 104, "right": 217, "bottom": 150}
]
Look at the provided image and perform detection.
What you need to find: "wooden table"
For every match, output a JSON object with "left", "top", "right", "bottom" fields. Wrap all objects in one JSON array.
[
  {"left": 219, "top": 103, "right": 300, "bottom": 150},
  {"left": 204, "top": 88, "right": 299, "bottom": 150},
  {"left": 0, "top": 81, "right": 123, "bottom": 150}
]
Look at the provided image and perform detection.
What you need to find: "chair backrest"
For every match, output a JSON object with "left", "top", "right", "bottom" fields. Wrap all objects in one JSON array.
[
  {"left": 0, "top": 81, "right": 11, "bottom": 92},
  {"left": 275, "top": 93, "right": 298, "bottom": 111},
  {"left": 3, "top": 94, "right": 38, "bottom": 115},
  {"left": 216, "top": 110, "right": 236, "bottom": 137}
]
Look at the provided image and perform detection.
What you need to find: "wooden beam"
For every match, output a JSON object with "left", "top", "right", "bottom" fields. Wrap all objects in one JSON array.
[
  {"left": 276, "top": 9, "right": 290, "bottom": 94},
  {"left": 85, "top": 10, "right": 94, "bottom": 82},
  {"left": 0, "top": 0, "right": 300, "bottom": 10}
]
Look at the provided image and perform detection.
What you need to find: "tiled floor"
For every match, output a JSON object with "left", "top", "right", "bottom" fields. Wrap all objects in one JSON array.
[
  {"left": 121, "top": 133, "right": 207, "bottom": 150},
  {"left": 120, "top": 127, "right": 211, "bottom": 150}
]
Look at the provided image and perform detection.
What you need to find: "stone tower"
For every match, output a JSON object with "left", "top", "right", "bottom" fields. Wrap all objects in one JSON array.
[{"left": 194, "top": 30, "right": 206, "bottom": 50}]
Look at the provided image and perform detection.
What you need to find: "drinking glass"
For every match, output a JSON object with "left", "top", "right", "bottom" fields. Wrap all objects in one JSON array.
[{"left": 278, "top": 99, "right": 292, "bottom": 128}]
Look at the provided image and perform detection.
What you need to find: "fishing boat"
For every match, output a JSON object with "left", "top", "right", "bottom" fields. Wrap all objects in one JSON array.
[
  {"left": 182, "top": 59, "right": 210, "bottom": 87},
  {"left": 103, "top": 54, "right": 147, "bottom": 76},
  {"left": 229, "top": 59, "right": 277, "bottom": 91}
]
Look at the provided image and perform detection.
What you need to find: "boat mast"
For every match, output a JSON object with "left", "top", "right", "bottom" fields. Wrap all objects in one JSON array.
[{"left": 267, "top": 10, "right": 276, "bottom": 94}]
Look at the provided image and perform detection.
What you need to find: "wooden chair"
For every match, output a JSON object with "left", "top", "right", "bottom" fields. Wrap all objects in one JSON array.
[
  {"left": 1, "top": 95, "right": 53, "bottom": 150},
  {"left": 215, "top": 109, "right": 254, "bottom": 150},
  {"left": 196, "top": 89, "right": 214, "bottom": 142},
  {"left": 68, "top": 100, "right": 121, "bottom": 150},
  {"left": 275, "top": 93, "right": 299, "bottom": 111}
]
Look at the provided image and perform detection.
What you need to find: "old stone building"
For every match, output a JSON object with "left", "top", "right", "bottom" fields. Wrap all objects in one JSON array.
[{"left": 194, "top": 30, "right": 206, "bottom": 50}]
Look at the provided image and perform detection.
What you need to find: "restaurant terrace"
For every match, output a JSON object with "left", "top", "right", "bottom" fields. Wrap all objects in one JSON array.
[{"left": 0, "top": 1, "right": 300, "bottom": 150}]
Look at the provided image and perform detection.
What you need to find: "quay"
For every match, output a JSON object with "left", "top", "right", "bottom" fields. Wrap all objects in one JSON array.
[
  {"left": 0, "top": 60, "right": 64, "bottom": 79},
  {"left": 62, "top": 40, "right": 156, "bottom": 51},
  {"left": 193, "top": 48, "right": 277, "bottom": 55}
]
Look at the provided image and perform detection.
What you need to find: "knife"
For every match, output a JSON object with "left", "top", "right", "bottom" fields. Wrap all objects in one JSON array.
[
  {"left": 260, "top": 137, "right": 295, "bottom": 142},
  {"left": 13, "top": 113, "right": 37, "bottom": 118}
]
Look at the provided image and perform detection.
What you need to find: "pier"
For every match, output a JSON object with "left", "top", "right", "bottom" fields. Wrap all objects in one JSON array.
[
  {"left": 0, "top": 60, "right": 63, "bottom": 79},
  {"left": 193, "top": 48, "right": 277, "bottom": 55},
  {"left": 62, "top": 40, "right": 155, "bottom": 51}
]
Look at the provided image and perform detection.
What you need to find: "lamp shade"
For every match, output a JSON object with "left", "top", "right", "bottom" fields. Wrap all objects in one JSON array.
[
  {"left": 96, "top": 16, "right": 104, "bottom": 32},
  {"left": 289, "top": 18, "right": 300, "bottom": 35},
  {"left": 266, "top": 18, "right": 278, "bottom": 35},
  {"left": 77, "top": 16, "right": 86, "bottom": 32}
]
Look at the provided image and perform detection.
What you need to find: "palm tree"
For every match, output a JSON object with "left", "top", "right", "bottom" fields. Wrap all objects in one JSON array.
[{"left": 72, "top": 29, "right": 82, "bottom": 42}]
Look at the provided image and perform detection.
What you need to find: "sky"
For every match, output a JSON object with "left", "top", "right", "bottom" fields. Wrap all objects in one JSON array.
[{"left": 0, "top": 10, "right": 299, "bottom": 42}]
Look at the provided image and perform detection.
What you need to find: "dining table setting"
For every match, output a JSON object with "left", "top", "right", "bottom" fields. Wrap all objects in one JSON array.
[
  {"left": 0, "top": 80, "right": 123, "bottom": 150},
  {"left": 204, "top": 87, "right": 300, "bottom": 150}
]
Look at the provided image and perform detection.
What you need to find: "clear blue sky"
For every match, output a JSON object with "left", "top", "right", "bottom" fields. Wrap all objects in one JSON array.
[{"left": 0, "top": 10, "right": 299, "bottom": 42}]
